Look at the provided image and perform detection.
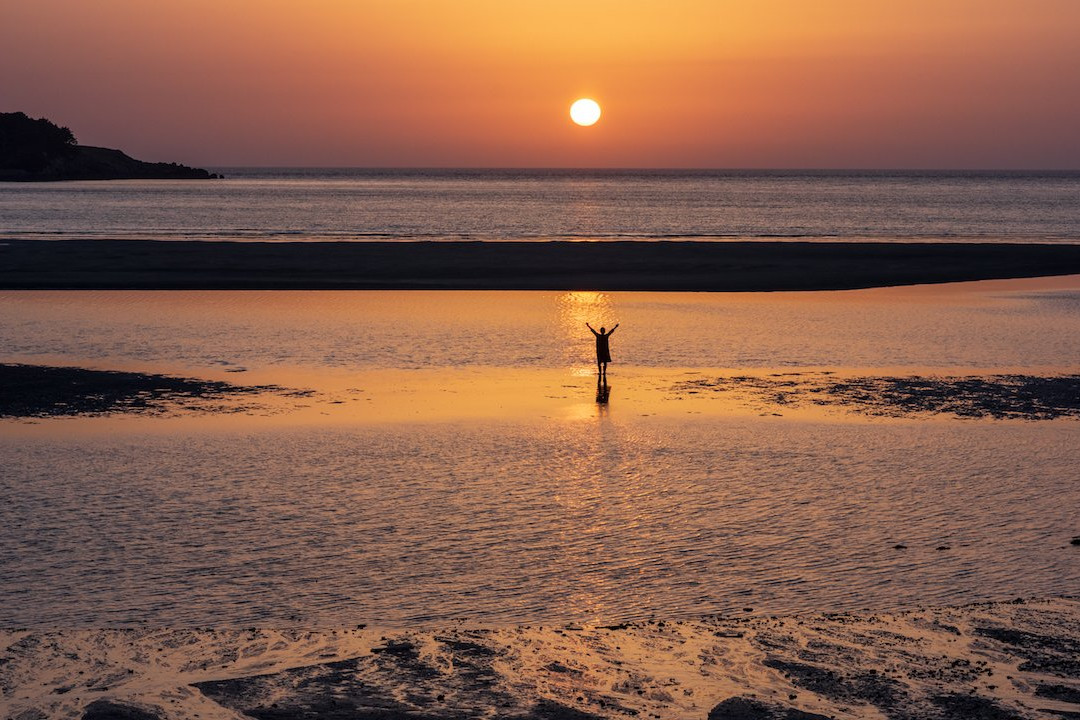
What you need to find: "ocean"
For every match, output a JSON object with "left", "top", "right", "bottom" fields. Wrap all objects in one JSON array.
[{"left": 2, "top": 168, "right": 1080, "bottom": 243}]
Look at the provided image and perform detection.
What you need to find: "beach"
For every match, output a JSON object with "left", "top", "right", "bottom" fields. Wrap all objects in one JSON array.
[
  {"left": 6, "top": 1, "right": 1080, "bottom": 716},
  {"left": 6, "top": 0, "right": 1080, "bottom": 713},
  {"left": 6, "top": 240, "right": 1080, "bottom": 290},
  {"left": 3, "top": 598, "right": 1079, "bottom": 719}
]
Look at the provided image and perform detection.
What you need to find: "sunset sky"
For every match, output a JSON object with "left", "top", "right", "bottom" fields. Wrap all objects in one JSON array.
[{"left": 3, "top": 0, "right": 1079, "bottom": 168}]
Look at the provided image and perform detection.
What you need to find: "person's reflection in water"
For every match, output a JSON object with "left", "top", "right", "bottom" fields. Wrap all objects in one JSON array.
[
  {"left": 586, "top": 322, "right": 619, "bottom": 379},
  {"left": 596, "top": 375, "right": 611, "bottom": 405}
]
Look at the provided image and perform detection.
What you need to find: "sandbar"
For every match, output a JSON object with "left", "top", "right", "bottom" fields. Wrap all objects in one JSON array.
[{"left": 6, "top": 239, "right": 1080, "bottom": 290}]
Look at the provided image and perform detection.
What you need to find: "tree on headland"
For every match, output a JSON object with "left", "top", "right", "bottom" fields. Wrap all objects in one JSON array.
[{"left": 0, "top": 112, "right": 78, "bottom": 172}]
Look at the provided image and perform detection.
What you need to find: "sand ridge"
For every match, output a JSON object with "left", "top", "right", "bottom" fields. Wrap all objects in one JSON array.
[{"left": 7, "top": 240, "right": 1080, "bottom": 291}]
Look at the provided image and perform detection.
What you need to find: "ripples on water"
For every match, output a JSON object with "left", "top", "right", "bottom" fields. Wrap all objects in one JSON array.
[
  {"left": 2, "top": 169, "right": 1080, "bottom": 242},
  {"left": 1, "top": 283, "right": 1079, "bottom": 627},
  {"left": 2, "top": 420, "right": 1077, "bottom": 627}
]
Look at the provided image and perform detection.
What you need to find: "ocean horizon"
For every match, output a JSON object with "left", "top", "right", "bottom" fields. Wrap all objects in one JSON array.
[{"left": 4, "top": 168, "right": 1080, "bottom": 244}]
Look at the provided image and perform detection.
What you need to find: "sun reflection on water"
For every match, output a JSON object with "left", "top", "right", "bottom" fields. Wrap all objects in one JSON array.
[{"left": 557, "top": 291, "right": 620, "bottom": 371}]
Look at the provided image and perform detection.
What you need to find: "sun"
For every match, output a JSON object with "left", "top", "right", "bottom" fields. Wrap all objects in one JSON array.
[{"left": 570, "top": 98, "right": 601, "bottom": 127}]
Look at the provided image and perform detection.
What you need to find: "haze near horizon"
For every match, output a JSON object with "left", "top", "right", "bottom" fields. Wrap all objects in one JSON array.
[{"left": 2, "top": 0, "right": 1080, "bottom": 169}]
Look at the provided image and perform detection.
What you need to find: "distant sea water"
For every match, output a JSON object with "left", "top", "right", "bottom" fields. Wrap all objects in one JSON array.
[{"left": 2, "top": 168, "right": 1079, "bottom": 242}]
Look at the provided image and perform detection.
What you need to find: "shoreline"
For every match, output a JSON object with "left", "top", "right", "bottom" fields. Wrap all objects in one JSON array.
[
  {"left": 2, "top": 597, "right": 1078, "bottom": 719},
  {"left": 6, "top": 239, "right": 1080, "bottom": 290}
]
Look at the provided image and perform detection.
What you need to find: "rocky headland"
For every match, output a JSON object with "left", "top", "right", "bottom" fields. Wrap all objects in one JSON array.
[{"left": 0, "top": 111, "right": 220, "bottom": 181}]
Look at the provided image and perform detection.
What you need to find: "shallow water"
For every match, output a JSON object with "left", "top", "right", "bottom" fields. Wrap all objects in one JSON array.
[
  {"left": 2, "top": 169, "right": 1080, "bottom": 242},
  {"left": 1, "top": 278, "right": 1079, "bottom": 627},
  {"left": 3, "top": 279, "right": 1080, "bottom": 371},
  {"left": 3, "top": 419, "right": 1077, "bottom": 627}
]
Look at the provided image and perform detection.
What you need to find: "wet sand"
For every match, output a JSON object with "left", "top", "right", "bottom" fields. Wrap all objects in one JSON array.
[
  {"left": 8, "top": 363, "right": 1080, "bottom": 424},
  {"left": 2, "top": 598, "right": 1079, "bottom": 720},
  {"left": 6, "top": 239, "right": 1080, "bottom": 290}
]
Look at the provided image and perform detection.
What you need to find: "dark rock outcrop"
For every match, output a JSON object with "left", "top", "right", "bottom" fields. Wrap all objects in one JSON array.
[
  {"left": 0, "top": 144, "right": 220, "bottom": 181},
  {"left": 708, "top": 697, "right": 831, "bottom": 720},
  {"left": 81, "top": 699, "right": 165, "bottom": 720}
]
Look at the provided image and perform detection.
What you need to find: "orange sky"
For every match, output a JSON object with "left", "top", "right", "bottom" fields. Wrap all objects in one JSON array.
[{"left": 3, "top": 0, "right": 1079, "bottom": 168}]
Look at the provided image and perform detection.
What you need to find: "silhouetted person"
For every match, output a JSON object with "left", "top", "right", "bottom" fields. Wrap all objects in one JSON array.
[{"left": 586, "top": 322, "right": 618, "bottom": 379}]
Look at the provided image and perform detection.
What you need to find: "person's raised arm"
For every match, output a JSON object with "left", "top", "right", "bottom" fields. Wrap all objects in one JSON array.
[
  {"left": 608, "top": 323, "right": 620, "bottom": 335},
  {"left": 586, "top": 322, "right": 599, "bottom": 336}
]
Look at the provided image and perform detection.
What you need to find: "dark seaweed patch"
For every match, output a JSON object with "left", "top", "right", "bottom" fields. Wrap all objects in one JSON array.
[
  {"left": 928, "top": 693, "right": 1025, "bottom": 720},
  {"left": 672, "top": 373, "right": 1080, "bottom": 420},
  {"left": 708, "top": 696, "right": 831, "bottom": 720},
  {"left": 975, "top": 626, "right": 1080, "bottom": 678},
  {"left": 763, "top": 657, "right": 907, "bottom": 709},
  {"left": 0, "top": 363, "right": 307, "bottom": 418},
  {"left": 81, "top": 700, "right": 165, "bottom": 720},
  {"left": 1036, "top": 684, "right": 1080, "bottom": 704}
]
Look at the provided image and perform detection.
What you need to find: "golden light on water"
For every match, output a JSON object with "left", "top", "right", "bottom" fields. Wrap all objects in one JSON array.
[
  {"left": 557, "top": 291, "right": 617, "bottom": 371},
  {"left": 570, "top": 98, "right": 601, "bottom": 127}
]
